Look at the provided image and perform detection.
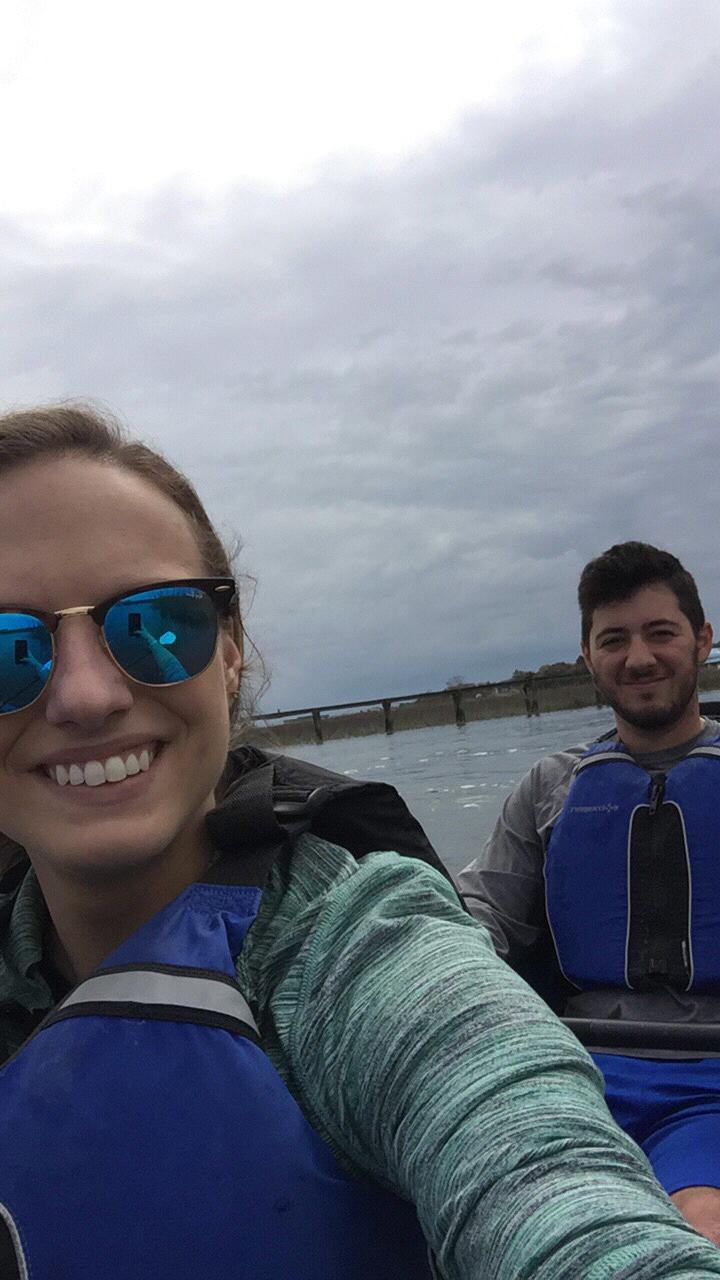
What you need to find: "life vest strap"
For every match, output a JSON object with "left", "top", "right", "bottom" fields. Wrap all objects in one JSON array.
[{"left": 38, "top": 966, "right": 259, "bottom": 1042}]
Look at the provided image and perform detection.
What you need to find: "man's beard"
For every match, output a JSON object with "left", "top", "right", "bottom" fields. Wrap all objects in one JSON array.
[{"left": 593, "top": 658, "right": 699, "bottom": 733}]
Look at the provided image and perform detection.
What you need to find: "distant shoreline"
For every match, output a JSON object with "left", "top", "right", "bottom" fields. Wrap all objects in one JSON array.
[{"left": 249, "top": 667, "right": 720, "bottom": 749}]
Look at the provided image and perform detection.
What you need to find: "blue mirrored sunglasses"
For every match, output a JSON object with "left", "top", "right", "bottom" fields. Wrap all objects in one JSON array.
[{"left": 0, "top": 578, "right": 237, "bottom": 715}]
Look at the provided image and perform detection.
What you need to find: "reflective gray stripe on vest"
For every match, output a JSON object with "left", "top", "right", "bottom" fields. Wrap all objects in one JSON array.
[
  {"left": 59, "top": 970, "right": 258, "bottom": 1035},
  {"left": 0, "top": 1202, "right": 28, "bottom": 1280}
]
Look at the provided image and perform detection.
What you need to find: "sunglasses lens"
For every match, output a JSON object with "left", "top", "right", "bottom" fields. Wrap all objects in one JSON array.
[
  {"left": 0, "top": 614, "right": 54, "bottom": 712},
  {"left": 103, "top": 586, "right": 219, "bottom": 686}
]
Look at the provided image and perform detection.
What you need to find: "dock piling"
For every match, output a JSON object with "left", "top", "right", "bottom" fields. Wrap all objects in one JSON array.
[{"left": 450, "top": 688, "right": 466, "bottom": 728}]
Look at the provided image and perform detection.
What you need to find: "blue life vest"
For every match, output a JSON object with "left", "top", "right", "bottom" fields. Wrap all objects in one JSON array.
[
  {"left": 0, "top": 873, "right": 435, "bottom": 1279},
  {"left": 545, "top": 739, "right": 720, "bottom": 993}
]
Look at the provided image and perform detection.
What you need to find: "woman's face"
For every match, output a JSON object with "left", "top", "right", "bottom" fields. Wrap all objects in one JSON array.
[{"left": 0, "top": 455, "right": 242, "bottom": 882}]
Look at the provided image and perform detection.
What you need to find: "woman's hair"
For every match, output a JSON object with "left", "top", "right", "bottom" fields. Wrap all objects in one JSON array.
[{"left": 0, "top": 401, "right": 251, "bottom": 718}]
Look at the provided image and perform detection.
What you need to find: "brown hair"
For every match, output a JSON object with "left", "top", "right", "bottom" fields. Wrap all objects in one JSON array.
[
  {"left": 579, "top": 541, "right": 705, "bottom": 646},
  {"left": 0, "top": 400, "right": 250, "bottom": 701}
]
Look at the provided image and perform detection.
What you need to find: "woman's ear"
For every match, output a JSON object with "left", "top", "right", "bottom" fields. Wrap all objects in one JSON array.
[{"left": 222, "top": 632, "right": 244, "bottom": 700}]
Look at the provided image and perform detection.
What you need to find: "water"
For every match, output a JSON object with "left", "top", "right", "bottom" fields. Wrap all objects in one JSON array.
[{"left": 290, "top": 696, "right": 720, "bottom": 876}]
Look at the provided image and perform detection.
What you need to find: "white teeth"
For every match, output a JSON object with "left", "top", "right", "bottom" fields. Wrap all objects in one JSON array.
[
  {"left": 50, "top": 745, "right": 157, "bottom": 787},
  {"left": 104, "top": 756, "right": 128, "bottom": 783},
  {"left": 84, "top": 761, "right": 106, "bottom": 788}
]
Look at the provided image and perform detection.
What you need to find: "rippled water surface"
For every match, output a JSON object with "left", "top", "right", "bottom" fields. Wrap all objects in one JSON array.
[{"left": 290, "top": 694, "right": 720, "bottom": 876}]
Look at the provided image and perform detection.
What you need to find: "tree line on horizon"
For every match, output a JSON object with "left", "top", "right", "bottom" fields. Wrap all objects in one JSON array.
[{"left": 446, "top": 656, "right": 586, "bottom": 690}]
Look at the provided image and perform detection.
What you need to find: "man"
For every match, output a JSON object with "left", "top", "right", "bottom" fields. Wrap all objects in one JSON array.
[{"left": 458, "top": 541, "right": 720, "bottom": 1244}]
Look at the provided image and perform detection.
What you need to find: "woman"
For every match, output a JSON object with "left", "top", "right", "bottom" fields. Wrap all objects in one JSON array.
[{"left": 0, "top": 403, "right": 718, "bottom": 1280}]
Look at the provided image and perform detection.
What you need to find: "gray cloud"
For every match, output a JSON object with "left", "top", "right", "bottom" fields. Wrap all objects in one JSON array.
[{"left": 2, "top": 0, "right": 720, "bottom": 707}]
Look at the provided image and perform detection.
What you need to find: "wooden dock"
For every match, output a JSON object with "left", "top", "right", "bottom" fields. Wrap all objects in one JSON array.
[{"left": 253, "top": 671, "right": 599, "bottom": 743}]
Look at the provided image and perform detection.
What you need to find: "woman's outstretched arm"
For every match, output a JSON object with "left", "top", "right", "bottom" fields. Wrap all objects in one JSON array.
[{"left": 242, "top": 836, "right": 720, "bottom": 1280}]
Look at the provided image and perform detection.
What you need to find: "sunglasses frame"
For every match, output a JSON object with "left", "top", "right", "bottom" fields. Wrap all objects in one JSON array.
[{"left": 0, "top": 577, "right": 237, "bottom": 714}]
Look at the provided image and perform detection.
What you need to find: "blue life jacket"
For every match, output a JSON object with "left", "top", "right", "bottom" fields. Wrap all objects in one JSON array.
[
  {"left": 545, "top": 738, "right": 720, "bottom": 993},
  {"left": 0, "top": 867, "right": 436, "bottom": 1279}
]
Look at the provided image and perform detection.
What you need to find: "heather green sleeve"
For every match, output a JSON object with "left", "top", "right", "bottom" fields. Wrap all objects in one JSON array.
[{"left": 238, "top": 836, "right": 720, "bottom": 1279}]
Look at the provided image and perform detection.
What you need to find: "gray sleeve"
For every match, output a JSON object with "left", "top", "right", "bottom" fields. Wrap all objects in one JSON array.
[{"left": 455, "top": 749, "right": 581, "bottom": 965}]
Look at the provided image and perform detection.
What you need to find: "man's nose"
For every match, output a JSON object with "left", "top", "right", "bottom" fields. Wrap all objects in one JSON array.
[
  {"left": 43, "top": 618, "right": 134, "bottom": 728},
  {"left": 624, "top": 634, "right": 657, "bottom": 668}
]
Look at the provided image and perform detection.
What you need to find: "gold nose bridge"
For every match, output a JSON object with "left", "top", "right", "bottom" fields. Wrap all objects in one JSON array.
[
  {"left": 52, "top": 605, "right": 110, "bottom": 657},
  {"left": 51, "top": 604, "right": 110, "bottom": 655},
  {"left": 55, "top": 605, "right": 96, "bottom": 620},
  {"left": 38, "top": 607, "right": 118, "bottom": 702}
]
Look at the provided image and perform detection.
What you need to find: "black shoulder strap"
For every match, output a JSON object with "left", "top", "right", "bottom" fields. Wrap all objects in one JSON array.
[
  {"left": 204, "top": 753, "right": 293, "bottom": 886},
  {"left": 305, "top": 778, "right": 453, "bottom": 883},
  {"left": 206, "top": 748, "right": 457, "bottom": 891}
]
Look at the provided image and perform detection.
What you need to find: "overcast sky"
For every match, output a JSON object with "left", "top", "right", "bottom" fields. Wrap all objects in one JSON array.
[{"left": 1, "top": 0, "right": 719, "bottom": 710}]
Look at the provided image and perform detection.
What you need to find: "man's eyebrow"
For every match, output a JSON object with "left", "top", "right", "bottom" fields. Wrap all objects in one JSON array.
[
  {"left": 593, "top": 625, "right": 626, "bottom": 642},
  {"left": 594, "top": 617, "right": 681, "bottom": 642}
]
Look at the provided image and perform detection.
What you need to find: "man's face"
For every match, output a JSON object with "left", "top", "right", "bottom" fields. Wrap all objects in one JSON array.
[{"left": 582, "top": 583, "right": 713, "bottom": 737}]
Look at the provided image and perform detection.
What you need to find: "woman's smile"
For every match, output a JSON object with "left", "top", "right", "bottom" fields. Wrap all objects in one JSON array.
[
  {"left": 35, "top": 741, "right": 165, "bottom": 806},
  {"left": 0, "top": 456, "right": 241, "bottom": 878},
  {"left": 41, "top": 739, "right": 160, "bottom": 785}
]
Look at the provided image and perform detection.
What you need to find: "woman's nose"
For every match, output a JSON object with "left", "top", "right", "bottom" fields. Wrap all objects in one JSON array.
[{"left": 43, "top": 618, "right": 134, "bottom": 728}]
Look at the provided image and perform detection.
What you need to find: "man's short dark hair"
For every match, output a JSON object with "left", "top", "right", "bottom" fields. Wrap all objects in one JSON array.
[{"left": 579, "top": 541, "right": 705, "bottom": 645}]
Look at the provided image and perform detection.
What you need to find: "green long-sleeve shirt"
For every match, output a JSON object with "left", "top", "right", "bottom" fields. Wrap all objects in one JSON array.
[{"left": 2, "top": 836, "right": 720, "bottom": 1277}]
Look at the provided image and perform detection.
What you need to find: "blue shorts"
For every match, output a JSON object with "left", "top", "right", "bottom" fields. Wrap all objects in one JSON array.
[{"left": 593, "top": 1052, "right": 720, "bottom": 1195}]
